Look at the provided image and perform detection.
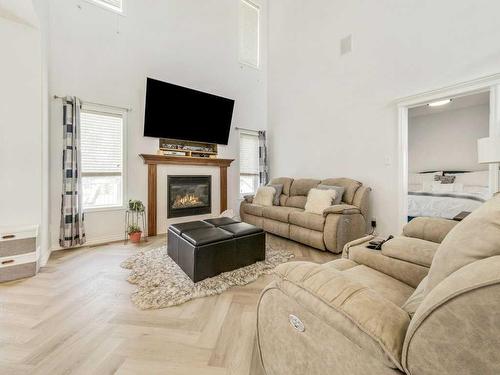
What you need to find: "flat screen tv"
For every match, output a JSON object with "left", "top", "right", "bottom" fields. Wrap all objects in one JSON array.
[{"left": 143, "top": 78, "right": 235, "bottom": 145}]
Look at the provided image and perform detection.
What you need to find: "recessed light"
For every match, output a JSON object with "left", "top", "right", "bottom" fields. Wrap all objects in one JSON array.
[{"left": 428, "top": 99, "right": 452, "bottom": 107}]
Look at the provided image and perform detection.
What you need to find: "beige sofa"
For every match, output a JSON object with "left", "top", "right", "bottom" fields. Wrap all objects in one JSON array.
[
  {"left": 240, "top": 177, "right": 371, "bottom": 253},
  {"left": 254, "top": 195, "right": 500, "bottom": 375}
]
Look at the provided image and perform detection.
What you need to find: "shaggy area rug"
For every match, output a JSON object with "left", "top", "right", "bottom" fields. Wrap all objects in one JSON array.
[{"left": 120, "top": 245, "right": 294, "bottom": 310}]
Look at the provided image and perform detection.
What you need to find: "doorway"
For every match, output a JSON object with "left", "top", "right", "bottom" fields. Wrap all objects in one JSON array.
[{"left": 397, "top": 74, "right": 500, "bottom": 230}]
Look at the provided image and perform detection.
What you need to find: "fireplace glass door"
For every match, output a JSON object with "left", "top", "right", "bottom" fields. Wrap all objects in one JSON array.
[{"left": 167, "top": 176, "right": 212, "bottom": 218}]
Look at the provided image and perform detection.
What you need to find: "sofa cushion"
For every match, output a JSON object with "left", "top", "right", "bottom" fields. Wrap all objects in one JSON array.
[
  {"left": 243, "top": 203, "right": 264, "bottom": 217},
  {"left": 285, "top": 196, "right": 307, "bottom": 209},
  {"left": 289, "top": 178, "right": 321, "bottom": 196},
  {"left": 290, "top": 225, "right": 326, "bottom": 250},
  {"left": 269, "top": 177, "right": 293, "bottom": 196},
  {"left": 403, "top": 217, "right": 458, "bottom": 244},
  {"left": 321, "top": 178, "right": 362, "bottom": 205},
  {"left": 253, "top": 186, "right": 275, "bottom": 207},
  {"left": 343, "top": 265, "right": 415, "bottom": 307},
  {"left": 305, "top": 188, "right": 337, "bottom": 215},
  {"left": 262, "top": 206, "right": 303, "bottom": 223},
  {"left": 401, "top": 276, "right": 427, "bottom": 317},
  {"left": 427, "top": 194, "right": 500, "bottom": 292},
  {"left": 382, "top": 236, "right": 438, "bottom": 268},
  {"left": 289, "top": 211, "right": 326, "bottom": 232}
]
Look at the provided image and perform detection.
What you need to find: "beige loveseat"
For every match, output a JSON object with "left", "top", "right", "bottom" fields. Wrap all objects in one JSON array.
[
  {"left": 254, "top": 195, "right": 500, "bottom": 375},
  {"left": 240, "top": 177, "right": 371, "bottom": 253}
]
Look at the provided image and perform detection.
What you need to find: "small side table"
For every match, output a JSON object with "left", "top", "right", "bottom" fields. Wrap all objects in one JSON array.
[
  {"left": 124, "top": 210, "right": 147, "bottom": 244},
  {"left": 453, "top": 211, "right": 471, "bottom": 221}
]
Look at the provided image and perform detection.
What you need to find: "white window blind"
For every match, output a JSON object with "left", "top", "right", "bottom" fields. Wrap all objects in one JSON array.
[
  {"left": 80, "top": 108, "right": 124, "bottom": 209},
  {"left": 239, "top": 0, "right": 260, "bottom": 68},
  {"left": 240, "top": 132, "right": 260, "bottom": 196},
  {"left": 88, "top": 0, "right": 123, "bottom": 13}
]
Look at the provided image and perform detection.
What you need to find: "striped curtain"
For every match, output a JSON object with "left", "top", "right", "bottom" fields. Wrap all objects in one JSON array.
[
  {"left": 59, "top": 97, "right": 86, "bottom": 248},
  {"left": 258, "top": 131, "right": 269, "bottom": 185}
]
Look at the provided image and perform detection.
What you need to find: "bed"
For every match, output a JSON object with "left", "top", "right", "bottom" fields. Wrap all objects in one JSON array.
[{"left": 408, "top": 171, "right": 490, "bottom": 220}]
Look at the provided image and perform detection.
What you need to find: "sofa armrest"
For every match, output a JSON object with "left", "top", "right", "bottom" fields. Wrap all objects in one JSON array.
[
  {"left": 323, "top": 204, "right": 361, "bottom": 217},
  {"left": 243, "top": 194, "right": 254, "bottom": 203},
  {"left": 402, "top": 256, "right": 500, "bottom": 374},
  {"left": 403, "top": 217, "right": 458, "bottom": 243},
  {"left": 273, "top": 262, "right": 410, "bottom": 370}
]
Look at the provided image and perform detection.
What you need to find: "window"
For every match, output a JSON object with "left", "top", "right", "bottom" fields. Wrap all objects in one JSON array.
[
  {"left": 239, "top": 131, "right": 260, "bottom": 197},
  {"left": 87, "top": 0, "right": 123, "bottom": 14},
  {"left": 239, "top": 0, "right": 260, "bottom": 68},
  {"left": 80, "top": 106, "right": 125, "bottom": 210}
]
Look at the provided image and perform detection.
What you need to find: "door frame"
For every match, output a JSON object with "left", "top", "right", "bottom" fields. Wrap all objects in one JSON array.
[{"left": 396, "top": 73, "right": 500, "bottom": 231}]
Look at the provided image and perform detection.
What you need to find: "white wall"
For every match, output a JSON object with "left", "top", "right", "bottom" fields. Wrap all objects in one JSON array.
[
  {"left": 47, "top": 0, "right": 267, "bottom": 248},
  {"left": 409, "top": 104, "right": 489, "bottom": 173},
  {"left": 268, "top": 0, "right": 500, "bottom": 235},
  {"left": 0, "top": 0, "right": 49, "bottom": 262}
]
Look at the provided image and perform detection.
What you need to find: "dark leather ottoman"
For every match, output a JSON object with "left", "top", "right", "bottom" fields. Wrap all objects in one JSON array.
[{"left": 167, "top": 220, "right": 265, "bottom": 283}]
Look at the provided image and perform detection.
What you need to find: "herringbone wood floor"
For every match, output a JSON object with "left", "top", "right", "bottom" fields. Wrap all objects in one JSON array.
[{"left": 0, "top": 234, "right": 337, "bottom": 375}]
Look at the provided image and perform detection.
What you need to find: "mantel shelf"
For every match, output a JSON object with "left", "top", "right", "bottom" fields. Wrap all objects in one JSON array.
[
  {"left": 140, "top": 154, "right": 234, "bottom": 167},
  {"left": 139, "top": 154, "right": 234, "bottom": 237}
]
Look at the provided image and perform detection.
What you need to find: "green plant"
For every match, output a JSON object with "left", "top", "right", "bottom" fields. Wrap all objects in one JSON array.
[
  {"left": 128, "top": 224, "right": 142, "bottom": 235},
  {"left": 128, "top": 199, "right": 145, "bottom": 212}
]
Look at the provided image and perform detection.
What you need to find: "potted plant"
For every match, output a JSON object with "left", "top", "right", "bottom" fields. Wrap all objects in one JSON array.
[
  {"left": 128, "top": 224, "right": 142, "bottom": 243},
  {"left": 128, "top": 199, "right": 145, "bottom": 212}
]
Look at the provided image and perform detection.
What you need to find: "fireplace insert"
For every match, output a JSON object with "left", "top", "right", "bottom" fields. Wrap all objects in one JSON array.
[{"left": 167, "top": 175, "right": 212, "bottom": 218}]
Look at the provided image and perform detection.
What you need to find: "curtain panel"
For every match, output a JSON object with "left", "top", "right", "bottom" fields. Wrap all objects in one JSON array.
[
  {"left": 59, "top": 97, "right": 86, "bottom": 248},
  {"left": 258, "top": 131, "right": 269, "bottom": 185}
]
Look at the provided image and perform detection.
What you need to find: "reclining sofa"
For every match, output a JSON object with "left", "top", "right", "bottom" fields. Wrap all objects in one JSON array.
[
  {"left": 254, "top": 194, "right": 500, "bottom": 375},
  {"left": 240, "top": 177, "right": 371, "bottom": 253}
]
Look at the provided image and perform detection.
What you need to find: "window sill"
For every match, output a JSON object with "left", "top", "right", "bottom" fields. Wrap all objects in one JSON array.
[{"left": 84, "top": 205, "right": 126, "bottom": 214}]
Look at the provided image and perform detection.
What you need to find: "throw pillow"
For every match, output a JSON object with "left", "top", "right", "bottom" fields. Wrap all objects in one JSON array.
[
  {"left": 402, "top": 276, "right": 427, "bottom": 317},
  {"left": 304, "top": 188, "right": 337, "bottom": 215},
  {"left": 434, "top": 175, "right": 456, "bottom": 184},
  {"left": 253, "top": 186, "right": 275, "bottom": 207},
  {"left": 317, "top": 184, "right": 345, "bottom": 205},
  {"left": 426, "top": 194, "right": 500, "bottom": 293},
  {"left": 267, "top": 184, "right": 284, "bottom": 206}
]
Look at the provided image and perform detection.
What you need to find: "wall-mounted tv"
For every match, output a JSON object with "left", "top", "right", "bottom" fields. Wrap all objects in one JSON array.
[{"left": 143, "top": 78, "right": 235, "bottom": 145}]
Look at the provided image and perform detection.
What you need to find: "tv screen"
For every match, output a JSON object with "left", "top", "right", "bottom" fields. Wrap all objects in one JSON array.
[{"left": 144, "top": 78, "right": 235, "bottom": 145}]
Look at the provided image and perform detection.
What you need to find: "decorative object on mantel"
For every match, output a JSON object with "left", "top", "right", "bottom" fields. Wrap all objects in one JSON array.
[
  {"left": 124, "top": 199, "right": 146, "bottom": 244},
  {"left": 158, "top": 138, "right": 218, "bottom": 158},
  {"left": 0, "top": 225, "right": 39, "bottom": 283},
  {"left": 139, "top": 154, "right": 234, "bottom": 236},
  {"left": 120, "top": 244, "right": 293, "bottom": 309}
]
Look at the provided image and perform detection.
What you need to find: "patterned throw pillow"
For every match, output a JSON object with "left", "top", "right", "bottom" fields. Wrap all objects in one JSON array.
[
  {"left": 267, "top": 184, "right": 284, "bottom": 205},
  {"left": 434, "top": 175, "right": 456, "bottom": 184}
]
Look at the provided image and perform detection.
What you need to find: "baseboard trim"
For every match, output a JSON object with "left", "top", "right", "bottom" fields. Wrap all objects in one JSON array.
[{"left": 50, "top": 233, "right": 126, "bottom": 252}]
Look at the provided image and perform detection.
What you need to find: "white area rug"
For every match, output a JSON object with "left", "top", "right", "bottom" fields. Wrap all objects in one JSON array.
[{"left": 121, "top": 245, "right": 294, "bottom": 310}]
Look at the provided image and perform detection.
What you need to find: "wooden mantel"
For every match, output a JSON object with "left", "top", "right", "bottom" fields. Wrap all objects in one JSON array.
[{"left": 139, "top": 154, "right": 235, "bottom": 236}]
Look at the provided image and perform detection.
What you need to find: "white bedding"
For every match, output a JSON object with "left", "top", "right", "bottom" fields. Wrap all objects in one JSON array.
[
  {"left": 408, "top": 191, "right": 486, "bottom": 219},
  {"left": 408, "top": 171, "right": 489, "bottom": 219}
]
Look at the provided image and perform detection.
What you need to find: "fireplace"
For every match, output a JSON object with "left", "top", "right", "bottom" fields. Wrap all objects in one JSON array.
[{"left": 167, "top": 175, "right": 212, "bottom": 218}]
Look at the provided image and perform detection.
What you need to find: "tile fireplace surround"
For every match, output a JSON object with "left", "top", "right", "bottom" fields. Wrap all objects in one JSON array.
[{"left": 139, "top": 154, "right": 234, "bottom": 236}]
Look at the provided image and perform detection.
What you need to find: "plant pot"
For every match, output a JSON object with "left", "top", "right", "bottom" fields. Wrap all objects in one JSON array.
[{"left": 129, "top": 231, "right": 142, "bottom": 243}]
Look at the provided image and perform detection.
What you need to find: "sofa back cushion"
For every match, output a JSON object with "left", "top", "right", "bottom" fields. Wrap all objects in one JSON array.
[
  {"left": 426, "top": 194, "right": 500, "bottom": 293},
  {"left": 285, "top": 178, "right": 321, "bottom": 209},
  {"left": 403, "top": 217, "right": 458, "bottom": 244},
  {"left": 321, "top": 178, "right": 362, "bottom": 205}
]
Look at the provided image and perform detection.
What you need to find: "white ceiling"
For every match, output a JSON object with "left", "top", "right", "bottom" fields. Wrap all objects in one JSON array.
[{"left": 409, "top": 91, "right": 490, "bottom": 118}]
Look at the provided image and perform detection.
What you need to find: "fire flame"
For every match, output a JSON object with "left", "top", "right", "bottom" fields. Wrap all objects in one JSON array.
[{"left": 172, "top": 194, "right": 203, "bottom": 209}]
